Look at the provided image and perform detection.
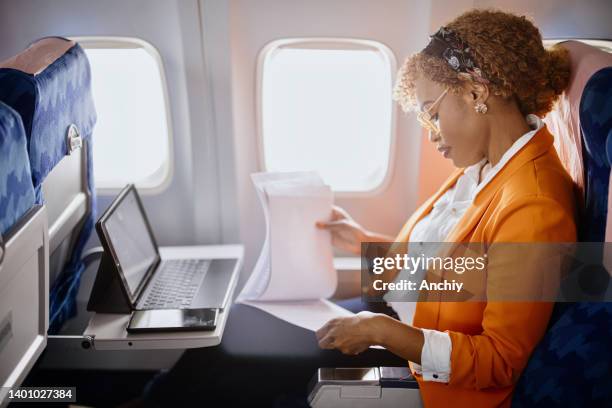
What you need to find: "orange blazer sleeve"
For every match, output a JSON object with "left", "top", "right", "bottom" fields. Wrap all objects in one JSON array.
[{"left": 447, "top": 195, "right": 576, "bottom": 390}]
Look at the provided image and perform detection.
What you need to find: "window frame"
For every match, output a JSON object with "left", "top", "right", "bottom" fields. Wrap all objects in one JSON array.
[
  {"left": 256, "top": 37, "right": 399, "bottom": 197},
  {"left": 71, "top": 36, "right": 174, "bottom": 195}
]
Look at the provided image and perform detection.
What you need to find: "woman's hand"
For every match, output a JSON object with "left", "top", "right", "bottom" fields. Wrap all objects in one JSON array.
[
  {"left": 317, "top": 312, "right": 426, "bottom": 363},
  {"left": 315, "top": 312, "right": 382, "bottom": 355},
  {"left": 316, "top": 206, "right": 372, "bottom": 255}
]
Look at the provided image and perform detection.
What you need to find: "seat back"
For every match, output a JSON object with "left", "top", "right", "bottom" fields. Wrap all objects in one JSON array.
[
  {"left": 0, "top": 37, "right": 97, "bottom": 333},
  {"left": 0, "top": 101, "right": 48, "bottom": 403},
  {"left": 0, "top": 102, "right": 36, "bottom": 235},
  {"left": 513, "top": 41, "right": 612, "bottom": 407}
]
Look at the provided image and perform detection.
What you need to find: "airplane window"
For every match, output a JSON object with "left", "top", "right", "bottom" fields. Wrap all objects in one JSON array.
[
  {"left": 258, "top": 39, "right": 396, "bottom": 193},
  {"left": 76, "top": 38, "right": 172, "bottom": 192}
]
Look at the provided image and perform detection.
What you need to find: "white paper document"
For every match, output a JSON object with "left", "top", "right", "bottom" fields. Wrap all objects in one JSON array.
[
  {"left": 237, "top": 172, "right": 353, "bottom": 331},
  {"left": 240, "top": 299, "right": 355, "bottom": 332}
]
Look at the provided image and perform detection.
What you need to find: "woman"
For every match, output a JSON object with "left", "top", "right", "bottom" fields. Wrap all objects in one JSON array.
[{"left": 315, "top": 9, "right": 576, "bottom": 407}]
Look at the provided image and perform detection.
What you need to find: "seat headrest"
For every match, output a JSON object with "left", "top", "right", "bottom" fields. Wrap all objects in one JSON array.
[
  {"left": 580, "top": 67, "right": 612, "bottom": 172},
  {"left": 581, "top": 66, "right": 612, "bottom": 242},
  {"left": 545, "top": 41, "right": 612, "bottom": 198},
  {"left": 0, "top": 37, "right": 96, "bottom": 193},
  {"left": 0, "top": 101, "right": 36, "bottom": 235},
  {"left": 0, "top": 37, "right": 76, "bottom": 75},
  {"left": 545, "top": 41, "right": 612, "bottom": 241},
  {"left": 577, "top": 63, "right": 612, "bottom": 242}
]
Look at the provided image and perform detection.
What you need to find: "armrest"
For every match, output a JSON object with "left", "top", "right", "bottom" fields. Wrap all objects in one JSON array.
[
  {"left": 0, "top": 205, "right": 48, "bottom": 404},
  {"left": 308, "top": 367, "right": 422, "bottom": 407}
]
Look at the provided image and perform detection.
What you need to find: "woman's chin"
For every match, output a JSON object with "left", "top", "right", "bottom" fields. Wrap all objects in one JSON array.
[
  {"left": 452, "top": 156, "right": 482, "bottom": 168},
  {"left": 449, "top": 157, "right": 464, "bottom": 167}
]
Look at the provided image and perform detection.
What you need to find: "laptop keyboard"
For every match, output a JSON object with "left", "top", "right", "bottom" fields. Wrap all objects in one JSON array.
[{"left": 141, "top": 259, "right": 210, "bottom": 309}]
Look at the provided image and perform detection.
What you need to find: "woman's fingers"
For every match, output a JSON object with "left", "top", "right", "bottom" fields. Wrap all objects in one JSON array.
[
  {"left": 331, "top": 206, "right": 349, "bottom": 219},
  {"left": 318, "top": 319, "right": 354, "bottom": 351},
  {"left": 320, "top": 335, "right": 366, "bottom": 355},
  {"left": 315, "top": 322, "right": 330, "bottom": 341},
  {"left": 317, "top": 319, "right": 340, "bottom": 349},
  {"left": 316, "top": 206, "right": 351, "bottom": 228},
  {"left": 317, "top": 329, "right": 336, "bottom": 349},
  {"left": 318, "top": 334, "right": 336, "bottom": 349},
  {"left": 316, "top": 219, "right": 350, "bottom": 230}
]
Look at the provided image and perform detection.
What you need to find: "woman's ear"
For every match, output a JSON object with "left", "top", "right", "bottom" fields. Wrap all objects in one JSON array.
[{"left": 470, "top": 82, "right": 489, "bottom": 104}]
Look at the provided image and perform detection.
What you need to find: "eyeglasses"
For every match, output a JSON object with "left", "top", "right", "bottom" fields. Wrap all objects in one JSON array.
[{"left": 416, "top": 88, "right": 448, "bottom": 135}]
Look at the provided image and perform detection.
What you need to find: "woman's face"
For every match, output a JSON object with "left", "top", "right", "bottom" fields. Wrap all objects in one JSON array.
[{"left": 414, "top": 76, "right": 487, "bottom": 167}]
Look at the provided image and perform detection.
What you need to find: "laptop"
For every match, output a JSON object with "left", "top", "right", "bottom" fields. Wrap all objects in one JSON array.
[{"left": 95, "top": 184, "right": 237, "bottom": 311}]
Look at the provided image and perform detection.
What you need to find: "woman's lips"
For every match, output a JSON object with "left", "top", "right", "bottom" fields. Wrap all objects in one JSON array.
[{"left": 437, "top": 146, "right": 451, "bottom": 158}]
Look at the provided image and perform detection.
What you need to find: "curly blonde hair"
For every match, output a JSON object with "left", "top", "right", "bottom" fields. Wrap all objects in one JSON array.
[{"left": 393, "top": 9, "right": 570, "bottom": 117}]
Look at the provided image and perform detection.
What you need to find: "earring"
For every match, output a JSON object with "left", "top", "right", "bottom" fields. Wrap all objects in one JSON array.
[{"left": 474, "top": 102, "right": 488, "bottom": 114}]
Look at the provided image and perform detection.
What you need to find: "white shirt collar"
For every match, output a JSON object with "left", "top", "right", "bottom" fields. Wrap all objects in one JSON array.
[{"left": 463, "top": 158, "right": 487, "bottom": 184}]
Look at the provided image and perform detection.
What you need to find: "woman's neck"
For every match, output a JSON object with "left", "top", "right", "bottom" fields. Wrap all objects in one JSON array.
[{"left": 484, "top": 110, "right": 532, "bottom": 166}]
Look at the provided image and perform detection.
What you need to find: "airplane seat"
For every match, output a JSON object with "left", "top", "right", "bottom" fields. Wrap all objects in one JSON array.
[
  {"left": 512, "top": 41, "right": 612, "bottom": 407},
  {"left": 0, "top": 102, "right": 36, "bottom": 236},
  {"left": 307, "top": 41, "right": 612, "bottom": 408},
  {"left": 0, "top": 37, "right": 97, "bottom": 334},
  {"left": 0, "top": 101, "right": 49, "bottom": 404}
]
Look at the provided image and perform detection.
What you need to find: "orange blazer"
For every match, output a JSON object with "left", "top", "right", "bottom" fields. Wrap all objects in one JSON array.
[{"left": 395, "top": 125, "right": 577, "bottom": 408}]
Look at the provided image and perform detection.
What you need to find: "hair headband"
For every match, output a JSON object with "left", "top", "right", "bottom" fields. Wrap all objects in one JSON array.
[{"left": 422, "top": 26, "right": 490, "bottom": 84}]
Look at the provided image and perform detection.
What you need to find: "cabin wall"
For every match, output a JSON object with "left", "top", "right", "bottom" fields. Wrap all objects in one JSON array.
[
  {"left": 477, "top": 0, "right": 612, "bottom": 38},
  {"left": 227, "top": 0, "right": 429, "bottom": 289},
  {"left": 431, "top": 0, "right": 612, "bottom": 38}
]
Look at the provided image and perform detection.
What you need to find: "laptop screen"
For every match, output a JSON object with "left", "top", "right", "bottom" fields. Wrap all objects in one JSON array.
[{"left": 102, "top": 187, "right": 159, "bottom": 298}]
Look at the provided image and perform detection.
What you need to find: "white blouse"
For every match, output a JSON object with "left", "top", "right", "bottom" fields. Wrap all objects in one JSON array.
[{"left": 394, "top": 114, "right": 544, "bottom": 383}]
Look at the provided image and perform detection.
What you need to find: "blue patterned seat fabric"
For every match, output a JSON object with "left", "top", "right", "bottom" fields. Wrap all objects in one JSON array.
[
  {"left": 0, "top": 101, "right": 36, "bottom": 236},
  {"left": 579, "top": 68, "right": 612, "bottom": 243},
  {"left": 0, "top": 41, "right": 97, "bottom": 200},
  {"left": 0, "top": 40, "right": 97, "bottom": 333},
  {"left": 513, "top": 68, "right": 612, "bottom": 407}
]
